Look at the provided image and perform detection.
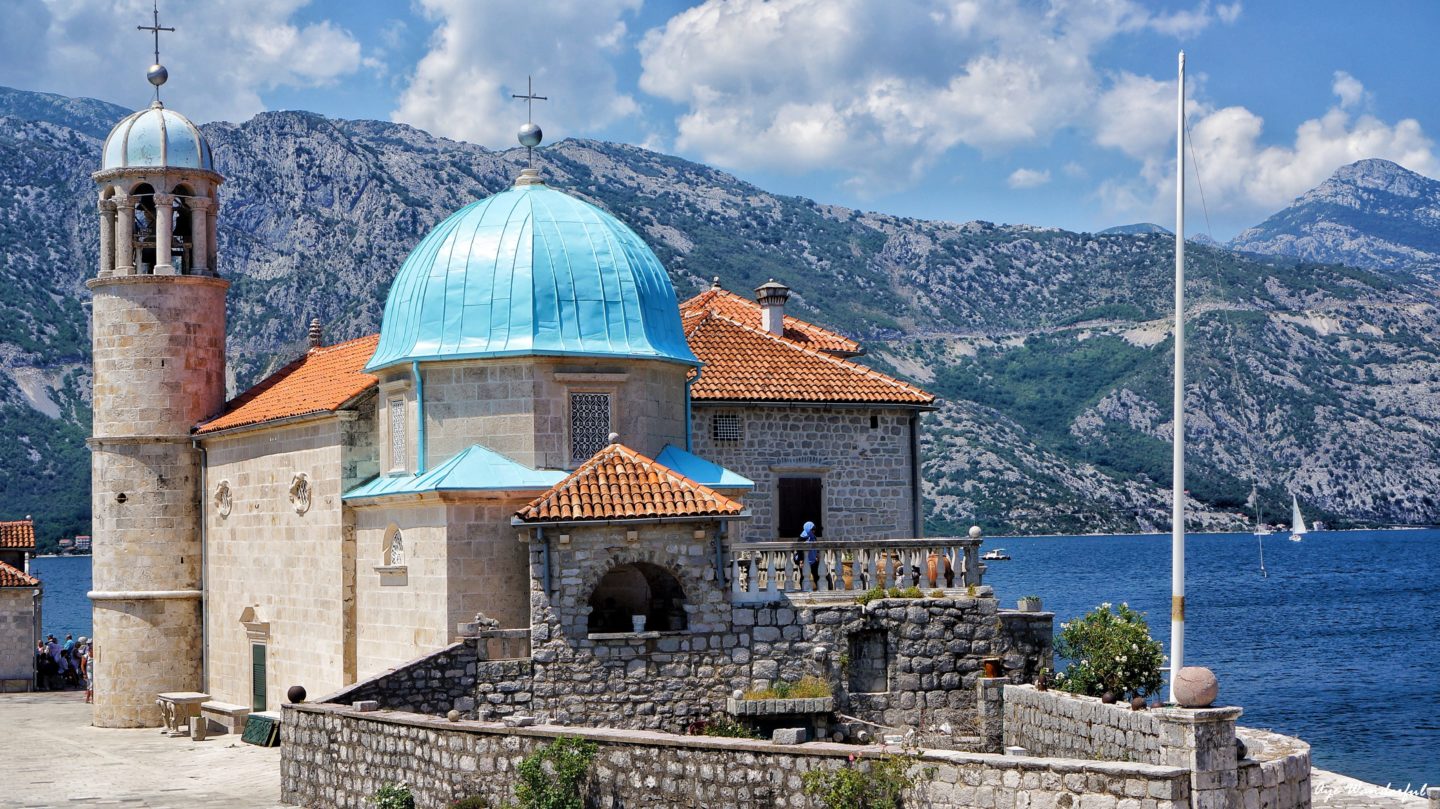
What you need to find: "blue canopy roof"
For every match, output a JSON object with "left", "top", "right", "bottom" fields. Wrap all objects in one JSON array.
[
  {"left": 366, "top": 178, "right": 699, "bottom": 372},
  {"left": 655, "top": 444, "right": 754, "bottom": 490},
  {"left": 344, "top": 444, "right": 565, "bottom": 501},
  {"left": 100, "top": 103, "right": 213, "bottom": 172}
]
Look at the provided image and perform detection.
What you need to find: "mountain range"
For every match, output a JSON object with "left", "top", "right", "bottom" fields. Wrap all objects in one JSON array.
[{"left": 3, "top": 85, "right": 1440, "bottom": 547}]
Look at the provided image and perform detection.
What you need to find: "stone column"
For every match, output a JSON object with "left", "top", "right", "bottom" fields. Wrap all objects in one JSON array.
[
  {"left": 98, "top": 199, "right": 116, "bottom": 277},
  {"left": 1156, "top": 706, "right": 1243, "bottom": 809},
  {"left": 189, "top": 198, "right": 211, "bottom": 276},
  {"left": 207, "top": 200, "right": 219, "bottom": 274},
  {"left": 114, "top": 194, "right": 135, "bottom": 275},
  {"left": 153, "top": 193, "right": 175, "bottom": 275},
  {"left": 976, "top": 677, "right": 1006, "bottom": 752}
]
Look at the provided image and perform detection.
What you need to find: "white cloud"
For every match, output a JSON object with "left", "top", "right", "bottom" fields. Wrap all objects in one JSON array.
[
  {"left": 391, "top": 0, "right": 641, "bottom": 147},
  {"left": 1007, "top": 168, "right": 1052, "bottom": 189},
  {"left": 1216, "top": 3, "right": 1243, "bottom": 24},
  {"left": 1095, "top": 71, "right": 1439, "bottom": 226},
  {"left": 636, "top": 0, "right": 1236, "bottom": 191},
  {"left": 0, "top": 0, "right": 363, "bottom": 123}
]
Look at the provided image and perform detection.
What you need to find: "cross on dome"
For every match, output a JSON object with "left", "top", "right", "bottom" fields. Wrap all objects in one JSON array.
[
  {"left": 136, "top": 0, "right": 175, "bottom": 103},
  {"left": 511, "top": 75, "right": 547, "bottom": 169}
]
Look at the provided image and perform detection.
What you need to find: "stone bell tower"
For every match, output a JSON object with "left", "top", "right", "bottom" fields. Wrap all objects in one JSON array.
[{"left": 87, "top": 11, "right": 227, "bottom": 728}]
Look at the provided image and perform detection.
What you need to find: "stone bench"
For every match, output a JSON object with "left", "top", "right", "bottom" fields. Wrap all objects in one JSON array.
[{"left": 200, "top": 701, "right": 251, "bottom": 735}]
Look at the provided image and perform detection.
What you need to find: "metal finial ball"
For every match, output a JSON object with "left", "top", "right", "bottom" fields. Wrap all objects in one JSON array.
[
  {"left": 147, "top": 64, "right": 169, "bottom": 87},
  {"left": 518, "top": 122, "right": 543, "bottom": 148}
]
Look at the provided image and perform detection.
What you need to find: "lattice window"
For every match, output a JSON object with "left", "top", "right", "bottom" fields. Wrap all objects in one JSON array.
[
  {"left": 570, "top": 392, "right": 612, "bottom": 462},
  {"left": 389, "top": 397, "right": 406, "bottom": 471},
  {"left": 712, "top": 413, "right": 742, "bottom": 442}
]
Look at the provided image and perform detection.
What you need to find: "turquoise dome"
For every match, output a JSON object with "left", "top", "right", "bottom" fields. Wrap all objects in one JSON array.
[
  {"left": 100, "top": 103, "right": 213, "bottom": 172},
  {"left": 367, "top": 178, "right": 698, "bottom": 371}
]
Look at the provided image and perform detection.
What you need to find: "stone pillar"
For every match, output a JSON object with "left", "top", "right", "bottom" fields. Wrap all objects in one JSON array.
[
  {"left": 189, "top": 198, "right": 211, "bottom": 276},
  {"left": 1156, "top": 706, "right": 1243, "bottom": 809},
  {"left": 976, "top": 677, "right": 1006, "bottom": 752},
  {"left": 98, "top": 199, "right": 116, "bottom": 277},
  {"left": 114, "top": 195, "right": 135, "bottom": 276},
  {"left": 207, "top": 200, "right": 219, "bottom": 274},
  {"left": 153, "top": 193, "right": 175, "bottom": 275}
]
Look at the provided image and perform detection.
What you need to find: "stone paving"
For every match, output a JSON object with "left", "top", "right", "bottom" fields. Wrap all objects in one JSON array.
[
  {"left": 0, "top": 691, "right": 282, "bottom": 809},
  {"left": 0, "top": 689, "right": 1427, "bottom": 808}
]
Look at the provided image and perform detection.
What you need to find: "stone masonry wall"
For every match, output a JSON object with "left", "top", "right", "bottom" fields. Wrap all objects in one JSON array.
[
  {"left": 0, "top": 588, "right": 36, "bottom": 689},
  {"left": 1004, "top": 683, "right": 1164, "bottom": 764},
  {"left": 283, "top": 702, "right": 1192, "bottom": 809},
  {"left": 692, "top": 405, "right": 919, "bottom": 541},
  {"left": 325, "top": 641, "right": 480, "bottom": 716}
]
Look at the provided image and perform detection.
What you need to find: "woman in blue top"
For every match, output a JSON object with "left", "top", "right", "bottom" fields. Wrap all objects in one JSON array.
[{"left": 799, "top": 521, "right": 821, "bottom": 588}]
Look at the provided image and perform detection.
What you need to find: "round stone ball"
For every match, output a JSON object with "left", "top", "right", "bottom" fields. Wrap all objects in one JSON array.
[
  {"left": 968, "top": 525, "right": 982, "bottom": 539},
  {"left": 286, "top": 685, "right": 306, "bottom": 704},
  {"left": 1173, "top": 666, "right": 1219, "bottom": 708},
  {"left": 446, "top": 709, "right": 461, "bottom": 722},
  {"left": 518, "top": 122, "right": 543, "bottom": 148},
  {"left": 147, "top": 64, "right": 168, "bottom": 86}
]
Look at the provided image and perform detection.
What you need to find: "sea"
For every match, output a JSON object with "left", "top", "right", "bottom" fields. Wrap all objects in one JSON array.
[{"left": 30, "top": 529, "right": 1440, "bottom": 789}]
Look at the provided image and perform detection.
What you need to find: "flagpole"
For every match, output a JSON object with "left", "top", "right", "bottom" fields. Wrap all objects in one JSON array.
[{"left": 1169, "top": 50, "right": 1186, "bottom": 705}]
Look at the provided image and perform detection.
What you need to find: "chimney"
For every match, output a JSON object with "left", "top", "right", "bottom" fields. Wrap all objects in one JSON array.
[
  {"left": 754, "top": 279, "right": 790, "bottom": 336},
  {"left": 307, "top": 317, "right": 323, "bottom": 349}
]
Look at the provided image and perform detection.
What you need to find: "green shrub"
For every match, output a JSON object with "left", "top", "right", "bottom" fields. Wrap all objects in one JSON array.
[
  {"left": 687, "top": 714, "right": 760, "bottom": 739},
  {"left": 801, "top": 754, "right": 930, "bottom": 809},
  {"left": 855, "top": 586, "right": 924, "bottom": 606},
  {"left": 514, "top": 737, "right": 598, "bottom": 809},
  {"left": 743, "top": 675, "right": 832, "bottom": 700},
  {"left": 447, "top": 798, "right": 490, "bottom": 809},
  {"left": 371, "top": 782, "right": 414, "bottom": 809},
  {"left": 1054, "top": 602, "right": 1165, "bottom": 699}
]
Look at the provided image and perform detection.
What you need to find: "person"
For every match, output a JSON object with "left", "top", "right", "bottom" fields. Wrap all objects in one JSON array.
[
  {"left": 62, "top": 634, "right": 77, "bottom": 686},
  {"left": 78, "top": 638, "right": 93, "bottom": 703},
  {"left": 798, "top": 521, "right": 821, "bottom": 588}
]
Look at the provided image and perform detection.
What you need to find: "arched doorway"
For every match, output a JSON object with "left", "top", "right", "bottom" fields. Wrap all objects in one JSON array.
[{"left": 587, "top": 562, "right": 687, "bottom": 633}]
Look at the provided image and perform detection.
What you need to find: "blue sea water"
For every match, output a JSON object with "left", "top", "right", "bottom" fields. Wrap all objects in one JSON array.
[{"left": 28, "top": 530, "right": 1440, "bottom": 787}]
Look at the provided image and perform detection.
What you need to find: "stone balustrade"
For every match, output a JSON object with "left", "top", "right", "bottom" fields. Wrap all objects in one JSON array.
[{"left": 729, "top": 538, "right": 983, "bottom": 603}]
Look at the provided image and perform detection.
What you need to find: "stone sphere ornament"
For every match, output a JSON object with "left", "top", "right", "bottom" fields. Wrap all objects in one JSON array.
[
  {"left": 286, "top": 685, "right": 307, "bottom": 704},
  {"left": 1130, "top": 695, "right": 1147, "bottom": 711},
  {"left": 147, "top": 64, "right": 168, "bottom": 87},
  {"left": 518, "top": 122, "right": 543, "bottom": 148},
  {"left": 1100, "top": 691, "right": 1117, "bottom": 704},
  {"left": 446, "top": 709, "right": 461, "bottom": 722},
  {"left": 1173, "top": 666, "right": 1220, "bottom": 708},
  {"left": 968, "top": 525, "right": 983, "bottom": 539}
]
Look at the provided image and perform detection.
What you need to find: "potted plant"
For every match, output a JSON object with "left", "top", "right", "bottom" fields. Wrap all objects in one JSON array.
[
  {"left": 1017, "top": 595, "right": 1042, "bottom": 612},
  {"left": 631, "top": 614, "right": 647, "bottom": 633},
  {"left": 841, "top": 552, "right": 856, "bottom": 589}
]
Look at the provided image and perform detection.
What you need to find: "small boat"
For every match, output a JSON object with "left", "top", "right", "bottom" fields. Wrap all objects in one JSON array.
[
  {"left": 982, "top": 548, "right": 1011, "bottom": 561},
  {"left": 1289, "top": 495, "right": 1308, "bottom": 542}
]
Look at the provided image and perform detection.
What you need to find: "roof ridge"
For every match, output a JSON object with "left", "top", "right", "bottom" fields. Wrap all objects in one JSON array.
[
  {"left": 702, "top": 312, "right": 930, "bottom": 399},
  {"left": 0, "top": 559, "right": 39, "bottom": 587},
  {"left": 516, "top": 442, "right": 743, "bottom": 523}
]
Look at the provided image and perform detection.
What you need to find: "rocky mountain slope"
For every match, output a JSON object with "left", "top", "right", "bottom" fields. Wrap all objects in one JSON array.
[
  {"left": 1230, "top": 158, "right": 1440, "bottom": 278},
  {"left": 3, "top": 85, "right": 1439, "bottom": 545}
]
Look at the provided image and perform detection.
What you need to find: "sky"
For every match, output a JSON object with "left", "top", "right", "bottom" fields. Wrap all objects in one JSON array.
[{"left": 4, "top": 0, "right": 1439, "bottom": 240}]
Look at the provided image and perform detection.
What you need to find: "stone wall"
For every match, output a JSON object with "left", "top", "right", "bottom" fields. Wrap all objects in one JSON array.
[
  {"left": 282, "top": 702, "right": 1192, "bottom": 809},
  {"left": 1235, "top": 728, "right": 1311, "bottom": 809},
  {"left": 691, "top": 405, "right": 920, "bottom": 541},
  {"left": 1004, "top": 683, "right": 1164, "bottom": 764},
  {"left": 326, "top": 640, "right": 479, "bottom": 716},
  {"left": 0, "top": 587, "right": 36, "bottom": 690},
  {"left": 202, "top": 417, "right": 352, "bottom": 711}
]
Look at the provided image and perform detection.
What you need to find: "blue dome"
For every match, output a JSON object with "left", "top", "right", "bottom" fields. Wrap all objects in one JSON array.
[
  {"left": 100, "top": 103, "right": 213, "bottom": 171},
  {"left": 367, "top": 178, "right": 698, "bottom": 372}
]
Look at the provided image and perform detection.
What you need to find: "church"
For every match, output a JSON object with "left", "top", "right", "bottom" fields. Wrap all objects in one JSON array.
[{"left": 85, "top": 65, "right": 945, "bottom": 727}]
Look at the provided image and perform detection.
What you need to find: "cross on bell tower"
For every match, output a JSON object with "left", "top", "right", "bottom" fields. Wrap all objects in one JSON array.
[
  {"left": 511, "top": 75, "right": 547, "bottom": 168},
  {"left": 137, "top": 1, "right": 175, "bottom": 103}
]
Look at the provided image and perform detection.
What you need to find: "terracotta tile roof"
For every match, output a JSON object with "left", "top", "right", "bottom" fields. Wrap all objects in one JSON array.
[
  {"left": 515, "top": 443, "right": 745, "bottom": 523},
  {"left": 681, "top": 287, "right": 863, "bottom": 356},
  {"left": 0, "top": 560, "right": 38, "bottom": 588},
  {"left": 196, "top": 334, "right": 380, "bottom": 435},
  {"left": 684, "top": 311, "right": 935, "bottom": 405},
  {"left": 0, "top": 519, "right": 35, "bottom": 549}
]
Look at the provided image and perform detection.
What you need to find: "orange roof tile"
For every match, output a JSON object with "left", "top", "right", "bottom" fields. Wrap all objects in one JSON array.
[
  {"left": 685, "top": 312, "right": 935, "bottom": 405},
  {"left": 516, "top": 443, "right": 745, "bottom": 523},
  {"left": 0, "top": 519, "right": 34, "bottom": 549},
  {"left": 681, "top": 287, "right": 863, "bottom": 356},
  {"left": 0, "top": 560, "right": 38, "bottom": 587},
  {"left": 196, "top": 335, "right": 380, "bottom": 434}
]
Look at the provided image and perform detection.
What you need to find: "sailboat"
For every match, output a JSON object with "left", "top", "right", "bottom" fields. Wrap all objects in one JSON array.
[
  {"left": 1289, "top": 495, "right": 1308, "bottom": 542},
  {"left": 1252, "top": 485, "right": 1268, "bottom": 577}
]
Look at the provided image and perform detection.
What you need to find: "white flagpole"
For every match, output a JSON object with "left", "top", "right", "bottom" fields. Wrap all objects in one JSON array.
[{"left": 1169, "top": 50, "right": 1186, "bottom": 705}]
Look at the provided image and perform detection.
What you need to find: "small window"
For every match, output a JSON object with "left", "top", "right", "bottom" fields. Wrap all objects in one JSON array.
[
  {"left": 570, "top": 392, "right": 612, "bottom": 462},
  {"left": 870, "top": 415, "right": 880, "bottom": 429},
  {"left": 712, "top": 413, "right": 742, "bottom": 442},
  {"left": 389, "top": 397, "right": 406, "bottom": 471},
  {"left": 383, "top": 526, "right": 406, "bottom": 566}
]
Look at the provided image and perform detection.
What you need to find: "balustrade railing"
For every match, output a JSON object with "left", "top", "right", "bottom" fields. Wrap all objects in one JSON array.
[{"left": 728, "top": 538, "right": 984, "bottom": 603}]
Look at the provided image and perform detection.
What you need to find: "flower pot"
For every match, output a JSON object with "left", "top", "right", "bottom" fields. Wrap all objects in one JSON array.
[
  {"left": 982, "top": 657, "right": 1004, "bottom": 678},
  {"left": 1017, "top": 598, "right": 1042, "bottom": 613},
  {"left": 927, "top": 554, "right": 954, "bottom": 588},
  {"left": 631, "top": 615, "right": 647, "bottom": 633},
  {"left": 841, "top": 560, "right": 856, "bottom": 589}
]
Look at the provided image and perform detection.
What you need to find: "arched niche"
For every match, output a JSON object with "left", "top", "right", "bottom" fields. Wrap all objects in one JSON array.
[{"left": 587, "top": 561, "right": 687, "bottom": 633}]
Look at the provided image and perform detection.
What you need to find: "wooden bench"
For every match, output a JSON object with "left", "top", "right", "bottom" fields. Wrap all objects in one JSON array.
[{"left": 200, "top": 700, "right": 251, "bottom": 735}]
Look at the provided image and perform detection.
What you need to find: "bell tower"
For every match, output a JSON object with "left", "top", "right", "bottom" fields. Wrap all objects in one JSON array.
[{"left": 88, "top": 5, "right": 228, "bottom": 728}]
